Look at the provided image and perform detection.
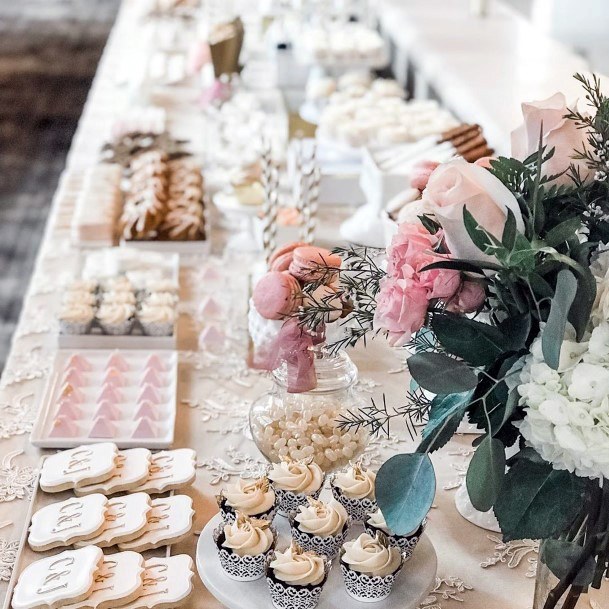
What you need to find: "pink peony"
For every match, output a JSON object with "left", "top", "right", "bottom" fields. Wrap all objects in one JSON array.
[
  {"left": 511, "top": 93, "right": 591, "bottom": 185},
  {"left": 411, "top": 160, "right": 440, "bottom": 191},
  {"left": 373, "top": 277, "right": 430, "bottom": 346},
  {"left": 423, "top": 159, "right": 524, "bottom": 263},
  {"left": 446, "top": 280, "right": 486, "bottom": 313}
]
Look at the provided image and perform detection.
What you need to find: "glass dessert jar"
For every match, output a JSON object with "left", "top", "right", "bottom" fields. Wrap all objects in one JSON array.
[{"left": 249, "top": 349, "right": 369, "bottom": 472}]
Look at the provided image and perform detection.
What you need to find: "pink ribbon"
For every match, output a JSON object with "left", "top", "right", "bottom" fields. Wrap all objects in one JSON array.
[{"left": 251, "top": 319, "right": 325, "bottom": 393}]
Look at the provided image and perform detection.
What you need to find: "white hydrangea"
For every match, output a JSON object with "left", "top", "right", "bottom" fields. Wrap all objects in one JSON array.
[{"left": 517, "top": 319, "right": 609, "bottom": 480}]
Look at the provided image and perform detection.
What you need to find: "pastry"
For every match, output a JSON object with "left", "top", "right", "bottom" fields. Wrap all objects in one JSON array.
[
  {"left": 252, "top": 271, "right": 302, "bottom": 320},
  {"left": 218, "top": 477, "right": 276, "bottom": 522},
  {"left": 288, "top": 246, "right": 342, "bottom": 284},
  {"left": 365, "top": 508, "right": 426, "bottom": 557},
  {"left": 330, "top": 462, "right": 377, "bottom": 522},
  {"left": 268, "top": 458, "right": 325, "bottom": 514}
]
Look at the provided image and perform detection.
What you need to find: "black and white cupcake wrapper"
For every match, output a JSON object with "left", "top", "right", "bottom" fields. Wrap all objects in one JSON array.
[
  {"left": 214, "top": 523, "right": 277, "bottom": 581},
  {"left": 140, "top": 320, "right": 174, "bottom": 337},
  {"left": 329, "top": 478, "right": 377, "bottom": 522},
  {"left": 99, "top": 319, "right": 135, "bottom": 336},
  {"left": 339, "top": 558, "right": 404, "bottom": 603},
  {"left": 364, "top": 519, "right": 426, "bottom": 560},
  {"left": 274, "top": 484, "right": 324, "bottom": 516},
  {"left": 59, "top": 319, "right": 93, "bottom": 335},
  {"left": 288, "top": 513, "right": 352, "bottom": 559},
  {"left": 217, "top": 497, "right": 277, "bottom": 525},
  {"left": 265, "top": 553, "right": 331, "bottom": 609}
]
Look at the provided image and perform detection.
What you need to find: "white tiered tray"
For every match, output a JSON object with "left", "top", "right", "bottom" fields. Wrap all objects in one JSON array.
[{"left": 197, "top": 513, "right": 437, "bottom": 609}]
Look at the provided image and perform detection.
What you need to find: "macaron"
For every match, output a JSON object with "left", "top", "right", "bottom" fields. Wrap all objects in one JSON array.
[
  {"left": 303, "top": 285, "right": 343, "bottom": 322},
  {"left": 252, "top": 272, "right": 302, "bottom": 320},
  {"left": 288, "top": 246, "right": 342, "bottom": 284},
  {"left": 269, "top": 241, "right": 308, "bottom": 273}
]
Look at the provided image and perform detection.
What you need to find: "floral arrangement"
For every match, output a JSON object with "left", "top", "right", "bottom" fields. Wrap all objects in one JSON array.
[{"left": 301, "top": 74, "right": 609, "bottom": 608}]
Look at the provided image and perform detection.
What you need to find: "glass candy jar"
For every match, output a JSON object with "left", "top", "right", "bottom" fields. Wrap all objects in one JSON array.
[{"left": 249, "top": 349, "right": 369, "bottom": 472}]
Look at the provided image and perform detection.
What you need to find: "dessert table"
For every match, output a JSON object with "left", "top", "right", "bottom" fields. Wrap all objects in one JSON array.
[{"left": 0, "top": 1, "right": 545, "bottom": 608}]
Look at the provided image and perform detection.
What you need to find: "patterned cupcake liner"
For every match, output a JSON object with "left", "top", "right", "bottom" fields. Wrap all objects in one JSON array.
[
  {"left": 329, "top": 478, "right": 377, "bottom": 522},
  {"left": 59, "top": 319, "right": 93, "bottom": 335},
  {"left": 288, "top": 513, "right": 352, "bottom": 559},
  {"left": 364, "top": 519, "right": 426, "bottom": 560},
  {"left": 265, "top": 552, "right": 331, "bottom": 609},
  {"left": 274, "top": 484, "right": 324, "bottom": 516},
  {"left": 140, "top": 320, "right": 174, "bottom": 337},
  {"left": 98, "top": 319, "right": 135, "bottom": 336},
  {"left": 339, "top": 558, "right": 404, "bottom": 603},
  {"left": 217, "top": 497, "right": 277, "bottom": 525},
  {"left": 214, "top": 523, "right": 277, "bottom": 581}
]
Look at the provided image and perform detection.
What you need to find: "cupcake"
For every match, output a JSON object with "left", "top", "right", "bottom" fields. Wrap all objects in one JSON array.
[
  {"left": 365, "top": 508, "right": 426, "bottom": 559},
  {"left": 268, "top": 458, "right": 325, "bottom": 514},
  {"left": 137, "top": 304, "right": 175, "bottom": 336},
  {"left": 96, "top": 303, "right": 135, "bottom": 335},
  {"left": 145, "top": 279, "right": 178, "bottom": 295},
  {"left": 217, "top": 477, "right": 276, "bottom": 523},
  {"left": 66, "top": 279, "right": 98, "bottom": 293},
  {"left": 289, "top": 497, "right": 350, "bottom": 559},
  {"left": 340, "top": 532, "right": 404, "bottom": 602},
  {"left": 330, "top": 462, "right": 377, "bottom": 522},
  {"left": 214, "top": 513, "right": 276, "bottom": 581},
  {"left": 145, "top": 291, "right": 178, "bottom": 306},
  {"left": 59, "top": 303, "right": 95, "bottom": 335},
  {"left": 62, "top": 290, "right": 97, "bottom": 306},
  {"left": 101, "top": 291, "right": 136, "bottom": 305},
  {"left": 266, "top": 542, "right": 331, "bottom": 609},
  {"left": 103, "top": 276, "right": 133, "bottom": 293}
]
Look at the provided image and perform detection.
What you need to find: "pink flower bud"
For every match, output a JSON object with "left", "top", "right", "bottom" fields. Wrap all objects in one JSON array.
[
  {"left": 446, "top": 280, "right": 486, "bottom": 313},
  {"left": 410, "top": 160, "right": 441, "bottom": 191}
]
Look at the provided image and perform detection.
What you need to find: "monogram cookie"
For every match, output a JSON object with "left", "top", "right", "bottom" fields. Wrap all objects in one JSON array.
[
  {"left": 131, "top": 448, "right": 196, "bottom": 494},
  {"left": 29, "top": 494, "right": 108, "bottom": 552},
  {"left": 119, "top": 555, "right": 194, "bottom": 609},
  {"left": 40, "top": 443, "right": 119, "bottom": 493},
  {"left": 117, "top": 495, "right": 194, "bottom": 552},
  {"left": 75, "top": 449, "right": 152, "bottom": 496},
  {"left": 74, "top": 492, "right": 151, "bottom": 548},
  {"left": 62, "top": 552, "right": 145, "bottom": 609},
  {"left": 12, "top": 546, "right": 103, "bottom": 609}
]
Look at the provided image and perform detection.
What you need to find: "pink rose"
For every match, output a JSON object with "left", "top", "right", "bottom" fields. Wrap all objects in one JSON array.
[
  {"left": 410, "top": 160, "right": 440, "bottom": 191},
  {"left": 474, "top": 156, "right": 495, "bottom": 169},
  {"left": 423, "top": 159, "right": 524, "bottom": 263},
  {"left": 511, "top": 92, "right": 591, "bottom": 185},
  {"left": 373, "top": 277, "right": 429, "bottom": 346},
  {"left": 446, "top": 280, "right": 486, "bottom": 313}
]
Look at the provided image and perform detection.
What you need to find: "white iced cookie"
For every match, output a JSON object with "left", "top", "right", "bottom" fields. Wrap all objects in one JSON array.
[
  {"left": 75, "top": 448, "right": 152, "bottom": 496},
  {"left": 12, "top": 546, "right": 103, "bottom": 609},
  {"left": 131, "top": 448, "right": 196, "bottom": 494},
  {"left": 62, "top": 552, "right": 145, "bottom": 609},
  {"left": 40, "top": 443, "right": 119, "bottom": 492},
  {"left": 29, "top": 494, "right": 108, "bottom": 552},
  {"left": 74, "top": 493, "right": 151, "bottom": 548},
  {"left": 119, "top": 555, "right": 194, "bottom": 609},
  {"left": 118, "top": 495, "right": 194, "bottom": 552}
]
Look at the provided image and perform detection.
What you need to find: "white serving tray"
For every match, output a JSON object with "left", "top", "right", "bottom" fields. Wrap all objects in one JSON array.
[
  {"left": 58, "top": 326, "right": 177, "bottom": 350},
  {"left": 197, "top": 513, "right": 437, "bottom": 609},
  {"left": 31, "top": 349, "right": 178, "bottom": 449},
  {"left": 119, "top": 238, "right": 211, "bottom": 255}
]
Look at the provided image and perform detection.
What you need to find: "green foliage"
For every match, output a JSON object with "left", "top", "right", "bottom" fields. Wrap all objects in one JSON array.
[
  {"left": 541, "top": 540, "right": 596, "bottom": 587},
  {"left": 376, "top": 453, "right": 436, "bottom": 535},
  {"left": 407, "top": 352, "right": 478, "bottom": 394},
  {"left": 466, "top": 436, "right": 506, "bottom": 512}
]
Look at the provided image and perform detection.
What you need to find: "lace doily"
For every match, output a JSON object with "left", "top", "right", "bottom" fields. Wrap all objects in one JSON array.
[
  {"left": 0, "top": 538, "right": 19, "bottom": 581},
  {"left": 481, "top": 535, "right": 539, "bottom": 578},
  {"left": 0, "top": 394, "right": 36, "bottom": 439},
  {"left": 418, "top": 577, "right": 474, "bottom": 608},
  {"left": 197, "top": 447, "right": 267, "bottom": 485},
  {"left": 0, "top": 451, "right": 37, "bottom": 503}
]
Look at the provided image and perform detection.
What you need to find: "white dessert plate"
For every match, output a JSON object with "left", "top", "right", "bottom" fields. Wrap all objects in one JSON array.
[
  {"left": 196, "top": 513, "right": 437, "bottom": 609},
  {"left": 31, "top": 349, "right": 178, "bottom": 449}
]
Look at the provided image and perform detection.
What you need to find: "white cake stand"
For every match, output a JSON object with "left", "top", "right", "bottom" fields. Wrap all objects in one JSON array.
[
  {"left": 213, "top": 190, "right": 262, "bottom": 253},
  {"left": 197, "top": 514, "right": 437, "bottom": 609}
]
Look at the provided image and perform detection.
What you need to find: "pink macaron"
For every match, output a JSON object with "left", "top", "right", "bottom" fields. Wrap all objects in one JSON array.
[
  {"left": 288, "top": 246, "right": 342, "bottom": 284},
  {"left": 252, "top": 271, "right": 302, "bottom": 320},
  {"left": 269, "top": 241, "right": 308, "bottom": 272}
]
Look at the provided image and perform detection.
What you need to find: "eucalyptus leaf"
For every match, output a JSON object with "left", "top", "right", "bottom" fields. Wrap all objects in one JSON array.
[
  {"left": 376, "top": 453, "right": 436, "bottom": 535},
  {"left": 544, "top": 217, "right": 582, "bottom": 248},
  {"left": 466, "top": 436, "right": 506, "bottom": 512},
  {"left": 541, "top": 540, "right": 596, "bottom": 587},
  {"left": 494, "top": 458, "right": 588, "bottom": 541},
  {"left": 502, "top": 208, "right": 517, "bottom": 250},
  {"left": 418, "top": 390, "right": 474, "bottom": 453},
  {"left": 407, "top": 352, "right": 478, "bottom": 394},
  {"left": 542, "top": 269, "right": 577, "bottom": 369},
  {"left": 463, "top": 207, "right": 494, "bottom": 254}
]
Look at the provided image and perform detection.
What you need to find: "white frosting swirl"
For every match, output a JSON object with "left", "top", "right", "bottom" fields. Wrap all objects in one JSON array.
[
  {"left": 222, "top": 515, "right": 274, "bottom": 557},
  {"left": 96, "top": 303, "right": 135, "bottom": 324},
  {"left": 334, "top": 464, "right": 376, "bottom": 499},
  {"left": 146, "top": 279, "right": 178, "bottom": 293},
  {"left": 67, "top": 279, "right": 97, "bottom": 292},
  {"left": 60, "top": 304, "right": 95, "bottom": 324},
  {"left": 104, "top": 277, "right": 133, "bottom": 292},
  {"left": 223, "top": 478, "right": 275, "bottom": 516},
  {"left": 63, "top": 291, "right": 97, "bottom": 306},
  {"left": 342, "top": 533, "right": 401, "bottom": 577},
  {"left": 268, "top": 460, "right": 324, "bottom": 494},
  {"left": 295, "top": 498, "right": 348, "bottom": 537},
  {"left": 366, "top": 509, "right": 391, "bottom": 534},
  {"left": 102, "top": 291, "right": 136, "bottom": 305},
  {"left": 138, "top": 304, "right": 175, "bottom": 324},
  {"left": 145, "top": 292, "right": 178, "bottom": 306},
  {"left": 270, "top": 544, "right": 326, "bottom": 586}
]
